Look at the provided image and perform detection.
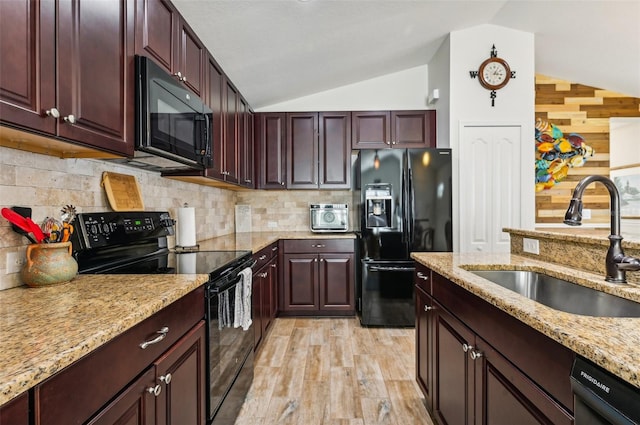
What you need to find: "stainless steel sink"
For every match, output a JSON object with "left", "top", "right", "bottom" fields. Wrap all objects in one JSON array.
[{"left": 468, "top": 269, "right": 640, "bottom": 317}]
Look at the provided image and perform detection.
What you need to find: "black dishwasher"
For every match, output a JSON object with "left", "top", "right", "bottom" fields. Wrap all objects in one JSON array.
[{"left": 571, "top": 356, "right": 640, "bottom": 424}]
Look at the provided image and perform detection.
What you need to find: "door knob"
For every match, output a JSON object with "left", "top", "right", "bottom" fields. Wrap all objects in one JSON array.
[
  {"left": 63, "top": 115, "right": 76, "bottom": 124},
  {"left": 45, "top": 108, "right": 60, "bottom": 118}
]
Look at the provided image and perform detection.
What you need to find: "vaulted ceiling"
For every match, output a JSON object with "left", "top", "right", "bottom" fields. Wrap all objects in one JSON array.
[{"left": 173, "top": 0, "right": 640, "bottom": 109}]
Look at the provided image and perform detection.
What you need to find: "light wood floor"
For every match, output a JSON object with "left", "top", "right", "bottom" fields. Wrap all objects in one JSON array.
[{"left": 235, "top": 317, "right": 434, "bottom": 425}]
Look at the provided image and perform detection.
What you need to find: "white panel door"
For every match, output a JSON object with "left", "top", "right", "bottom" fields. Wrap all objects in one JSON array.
[{"left": 459, "top": 125, "right": 522, "bottom": 253}]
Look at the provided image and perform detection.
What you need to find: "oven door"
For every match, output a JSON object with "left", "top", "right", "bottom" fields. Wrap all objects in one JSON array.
[{"left": 206, "top": 276, "right": 254, "bottom": 422}]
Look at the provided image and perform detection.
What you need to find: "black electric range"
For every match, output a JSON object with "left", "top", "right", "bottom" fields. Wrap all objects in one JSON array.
[{"left": 70, "top": 211, "right": 255, "bottom": 425}]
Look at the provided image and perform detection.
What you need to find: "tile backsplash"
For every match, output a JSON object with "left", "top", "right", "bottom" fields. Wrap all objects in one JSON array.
[{"left": 0, "top": 146, "right": 355, "bottom": 290}]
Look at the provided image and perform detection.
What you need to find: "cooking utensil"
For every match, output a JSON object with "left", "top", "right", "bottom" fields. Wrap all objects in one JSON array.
[
  {"left": 1, "top": 208, "right": 45, "bottom": 243},
  {"left": 7, "top": 206, "right": 37, "bottom": 244},
  {"left": 41, "top": 217, "right": 63, "bottom": 243},
  {"left": 60, "top": 205, "right": 77, "bottom": 224},
  {"left": 60, "top": 222, "right": 74, "bottom": 242}
]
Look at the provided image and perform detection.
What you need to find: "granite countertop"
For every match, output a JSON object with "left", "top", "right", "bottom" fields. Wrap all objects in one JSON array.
[
  {"left": 0, "top": 231, "right": 356, "bottom": 407},
  {"left": 411, "top": 252, "right": 640, "bottom": 389},
  {"left": 0, "top": 273, "right": 209, "bottom": 406}
]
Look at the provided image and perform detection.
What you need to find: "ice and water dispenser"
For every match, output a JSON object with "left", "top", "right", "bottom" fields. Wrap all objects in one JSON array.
[{"left": 365, "top": 184, "right": 392, "bottom": 228}]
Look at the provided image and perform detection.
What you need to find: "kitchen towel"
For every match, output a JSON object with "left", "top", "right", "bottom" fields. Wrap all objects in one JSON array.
[
  {"left": 176, "top": 205, "right": 196, "bottom": 248},
  {"left": 218, "top": 288, "right": 231, "bottom": 330},
  {"left": 234, "top": 267, "right": 253, "bottom": 331}
]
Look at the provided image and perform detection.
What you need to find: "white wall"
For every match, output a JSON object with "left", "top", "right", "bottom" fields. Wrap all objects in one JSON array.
[
  {"left": 448, "top": 24, "right": 536, "bottom": 251},
  {"left": 255, "top": 65, "right": 429, "bottom": 112},
  {"left": 427, "top": 36, "right": 451, "bottom": 148},
  {"left": 610, "top": 118, "right": 640, "bottom": 168}
]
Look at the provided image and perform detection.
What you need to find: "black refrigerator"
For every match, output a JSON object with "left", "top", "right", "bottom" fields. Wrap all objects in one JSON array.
[{"left": 354, "top": 148, "right": 452, "bottom": 327}]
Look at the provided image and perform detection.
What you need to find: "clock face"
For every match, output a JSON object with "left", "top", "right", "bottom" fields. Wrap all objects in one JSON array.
[{"left": 478, "top": 57, "right": 511, "bottom": 90}]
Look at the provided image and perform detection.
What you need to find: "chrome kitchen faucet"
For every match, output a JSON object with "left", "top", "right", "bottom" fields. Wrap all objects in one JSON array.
[{"left": 564, "top": 175, "right": 640, "bottom": 283}]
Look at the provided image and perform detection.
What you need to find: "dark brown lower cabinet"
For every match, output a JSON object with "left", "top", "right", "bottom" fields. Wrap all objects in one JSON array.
[
  {"left": 34, "top": 287, "right": 205, "bottom": 425},
  {"left": 0, "top": 391, "right": 29, "bottom": 425},
  {"left": 415, "top": 265, "right": 575, "bottom": 425},
  {"left": 252, "top": 243, "right": 279, "bottom": 350}
]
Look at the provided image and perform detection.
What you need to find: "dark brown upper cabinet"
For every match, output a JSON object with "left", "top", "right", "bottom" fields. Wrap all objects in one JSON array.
[
  {"left": 319, "top": 112, "right": 352, "bottom": 189},
  {"left": 255, "top": 113, "right": 287, "bottom": 189},
  {"left": 286, "top": 113, "right": 318, "bottom": 188},
  {"left": 352, "top": 110, "right": 436, "bottom": 149},
  {"left": 0, "top": 0, "right": 136, "bottom": 156},
  {"left": 135, "top": 0, "right": 205, "bottom": 99}
]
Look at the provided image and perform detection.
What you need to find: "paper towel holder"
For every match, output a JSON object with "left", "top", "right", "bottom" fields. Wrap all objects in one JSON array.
[{"left": 175, "top": 203, "right": 199, "bottom": 252}]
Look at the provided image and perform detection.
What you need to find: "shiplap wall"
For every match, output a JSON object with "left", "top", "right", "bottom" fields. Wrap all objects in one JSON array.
[{"left": 535, "top": 75, "right": 640, "bottom": 225}]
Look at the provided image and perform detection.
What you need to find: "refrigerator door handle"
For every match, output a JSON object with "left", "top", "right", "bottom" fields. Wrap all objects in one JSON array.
[
  {"left": 408, "top": 166, "right": 415, "bottom": 249},
  {"left": 369, "top": 266, "right": 416, "bottom": 272}
]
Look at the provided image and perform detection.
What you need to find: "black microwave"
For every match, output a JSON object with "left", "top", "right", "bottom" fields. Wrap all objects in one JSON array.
[{"left": 134, "top": 55, "right": 212, "bottom": 171}]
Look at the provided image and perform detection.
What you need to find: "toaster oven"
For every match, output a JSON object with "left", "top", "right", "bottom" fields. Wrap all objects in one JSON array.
[{"left": 310, "top": 204, "right": 349, "bottom": 233}]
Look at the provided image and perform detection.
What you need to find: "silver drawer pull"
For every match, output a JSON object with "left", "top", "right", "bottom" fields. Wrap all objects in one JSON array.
[
  {"left": 470, "top": 350, "right": 483, "bottom": 360},
  {"left": 272, "top": 247, "right": 278, "bottom": 251},
  {"left": 259, "top": 255, "right": 267, "bottom": 260},
  {"left": 462, "top": 343, "right": 473, "bottom": 353},
  {"left": 312, "top": 244, "right": 325, "bottom": 248},
  {"left": 147, "top": 384, "right": 162, "bottom": 396},
  {"left": 417, "top": 272, "right": 429, "bottom": 281},
  {"left": 140, "top": 326, "right": 169, "bottom": 349},
  {"left": 424, "top": 305, "right": 434, "bottom": 312},
  {"left": 160, "top": 373, "right": 172, "bottom": 385}
]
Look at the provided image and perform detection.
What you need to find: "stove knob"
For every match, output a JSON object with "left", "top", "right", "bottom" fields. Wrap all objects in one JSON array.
[
  {"left": 90, "top": 225, "right": 98, "bottom": 234},
  {"left": 103, "top": 224, "right": 109, "bottom": 233}
]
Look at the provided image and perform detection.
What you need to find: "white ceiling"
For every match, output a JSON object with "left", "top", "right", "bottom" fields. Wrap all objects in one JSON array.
[{"left": 172, "top": 0, "right": 640, "bottom": 109}]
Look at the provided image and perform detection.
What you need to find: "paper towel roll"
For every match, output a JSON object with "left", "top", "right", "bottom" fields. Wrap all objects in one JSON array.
[{"left": 176, "top": 206, "right": 197, "bottom": 247}]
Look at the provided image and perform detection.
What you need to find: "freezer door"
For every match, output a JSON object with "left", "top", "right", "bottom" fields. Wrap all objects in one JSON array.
[
  {"left": 360, "top": 260, "right": 415, "bottom": 327},
  {"left": 407, "top": 148, "right": 452, "bottom": 252}
]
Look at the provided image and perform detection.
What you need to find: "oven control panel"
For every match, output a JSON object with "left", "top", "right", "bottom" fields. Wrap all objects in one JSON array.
[{"left": 72, "top": 211, "right": 174, "bottom": 251}]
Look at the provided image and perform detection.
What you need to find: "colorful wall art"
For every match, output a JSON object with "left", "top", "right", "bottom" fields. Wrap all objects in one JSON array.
[{"left": 535, "top": 118, "right": 595, "bottom": 191}]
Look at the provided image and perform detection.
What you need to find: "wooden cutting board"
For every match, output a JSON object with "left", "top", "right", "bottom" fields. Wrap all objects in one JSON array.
[{"left": 101, "top": 172, "right": 144, "bottom": 211}]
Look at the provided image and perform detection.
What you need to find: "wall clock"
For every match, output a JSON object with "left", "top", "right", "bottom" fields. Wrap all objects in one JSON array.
[{"left": 470, "top": 45, "right": 516, "bottom": 106}]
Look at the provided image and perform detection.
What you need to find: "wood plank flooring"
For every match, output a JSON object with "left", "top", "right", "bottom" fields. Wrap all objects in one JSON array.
[{"left": 235, "top": 317, "right": 434, "bottom": 425}]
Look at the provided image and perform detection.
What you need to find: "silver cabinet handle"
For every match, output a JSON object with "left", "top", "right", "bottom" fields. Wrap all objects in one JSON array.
[
  {"left": 280, "top": 182, "right": 285, "bottom": 186},
  {"left": 147, "top": 384, "right": 162, "bottom": 396},
  {"left": 244, "top": 179, "right": 252, "bottom": 183},
  {"left": 261, "top": 272, "right": 268, "bottom": 278},
  {"left": 417, "top": 272, "right": 429, "bottom": 281},
  {"left": 160, "top": 373, "right": 172, "bottom": 385},
  {"left": 312, "top": 244, "right": 325, "bottom": 248},
  {"left": 182, "top": 75, "right": 187, "bottom": 83},
  {"left": 259, "top": 255, "right": 267, "bottom": 260},
  {"left": 271, "top": 263, "right": 276, "bottom": 268},
  {"left": 140, "top": 326, "right": 169, "bottom": 349},
  {"left": 174, "top": 71, "right": 183, "bottom": 81},
  {"left": 272, "top": 247, "right": 278, "bottom": 251},
  {"left": 45, "top": 108, "right": 60, "bottom": 118},
  {"left": 470, "top": 350, "right": 483, "bottom": 360},
  {"left": 424, "top": 305, "right": 434, "bottom": 312},
  {"left": 63, "top": 114, "right": 76, "bottom": 124},
  {"left": 462, "top": 343, "right": 473, "bottom": 353}
]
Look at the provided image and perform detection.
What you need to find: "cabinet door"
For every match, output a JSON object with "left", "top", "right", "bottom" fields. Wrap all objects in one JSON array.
[
  {"left": 0, "top": 391, "right": 29, "bottom": 425},
  {"left": 85, "top": 367, "right": 156, "bottom": 425},
  {"left": 351, "top": 111, "right": 390, "bottom": 149},
  {"left": 318, "top": 253, "right": 354, "bottom": 311},
  {"left": 135, "top": 0, "right": 176, "bottom": 74},
  {"left": 238, "top": 99, "right": 254, "bottom": 188},
  {"left": 205, "top": 55, "right": 225, "bottom": 180},
  {"left": 268, "top": 257, "right": 279, "bottom": 324},
  {"left": 415, "top": 286, "right": 433, "bottom": 410},
  {"left": 391, "top": 110, "right": 436, "bottom": 148},
  {"left": 155, "top": 320, "right": 206, "bottom": 425},
  {"left": 287, "top": 112, "right": 318, "bottom": 188},
  {"left": 176, "top": 18, "right": 205, "bottom": 98},
  {"left": 223, "top": 81, "right": 239, "bottom": 184},
  {"left": 433, "top": 301, "right": 475, "bottom": 425},
  {"left": 474, "top": 338, "right": 573, "bottom": 425},
  {"left": 252, "top": 266, "right": 265, "bottom": 349},
  {"left": 282, "top": 254, "right": 318, "bottom": 311},
  {"left": 255, "top": 113, "right": 286, "bottom": 189},
  {"left": 57, "top": 0, "right": 135, "bottom": 155},
  {"left": 0, "top": 0, "right": 56, "bottom": 134},
  {"left": 244, "top": 109, "right": 255, "bottom": 188},
  {"left": 262, "top": 258, "right": 276, "bottom": 334},
  {"left": 319, "top": 112, "right": 351, "bottom": 189}
]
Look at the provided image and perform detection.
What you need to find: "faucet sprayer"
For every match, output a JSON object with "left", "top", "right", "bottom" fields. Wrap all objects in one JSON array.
[{"left": 563, "top": 175, "right": 640, "bottom": 283}]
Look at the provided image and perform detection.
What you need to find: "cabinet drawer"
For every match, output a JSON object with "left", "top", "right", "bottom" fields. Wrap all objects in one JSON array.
[
  {"left": 283, "top": 239, "right": 354, "bottom": 253},
  {"left": 35, "top": 286, "right": 204, "bottom": 425},
  {"left": 253, "top": 242, "right": 278, "bottom": 270}
]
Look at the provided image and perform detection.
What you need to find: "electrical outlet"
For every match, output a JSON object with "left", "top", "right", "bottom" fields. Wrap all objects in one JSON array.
[
  {"left": 267, "top": 221, "right": 278, "bottom": 228},
  {"left": 582, "top": 208, "right": 592, "bottom": 219},
  {"left": 523, "top": 238, "right": 540, "bottom": 255},
  {"left": 6, "top": 252, "right": 25, "bottom": 274}
]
